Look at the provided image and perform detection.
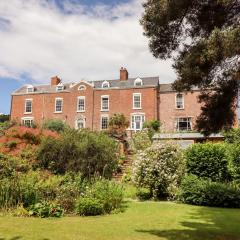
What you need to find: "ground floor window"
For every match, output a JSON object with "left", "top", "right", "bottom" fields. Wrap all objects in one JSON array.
[
  {"left": 175, "top": 117, "right": 192, "bottom": 131},
  {"left": 131, "top": 114, "right": 145, "bottom": 131},
  {"left": 76, "top": 117, "right": 85, "bottom": 129},
  {"left": 101, "top": 116, "right": 109, "bottom": 130},
  {"left": 22, "top": 118, "right": 34, "bottom": 127}
]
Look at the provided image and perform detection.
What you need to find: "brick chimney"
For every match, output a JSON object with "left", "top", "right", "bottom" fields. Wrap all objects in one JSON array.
[
  {"left": 51, "top": 76, "right": 61, "bottom": 86},
  {"left": 120, "top": 67, "right": 128, "bottom": 81}
]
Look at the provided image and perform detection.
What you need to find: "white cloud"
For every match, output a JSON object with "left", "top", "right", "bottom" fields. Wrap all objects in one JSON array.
[{"left": 0, "top": 0, "right": 176, "bottom": 84}]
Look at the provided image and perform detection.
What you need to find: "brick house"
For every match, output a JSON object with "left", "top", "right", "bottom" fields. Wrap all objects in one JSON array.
[{"left": 10, "top": 67, "right": 209, "bottom": 133}]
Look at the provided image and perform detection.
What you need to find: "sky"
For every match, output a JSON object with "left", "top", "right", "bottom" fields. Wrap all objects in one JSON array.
[{"left": 0, "top": 0, "right": 176, "bottom": 114}]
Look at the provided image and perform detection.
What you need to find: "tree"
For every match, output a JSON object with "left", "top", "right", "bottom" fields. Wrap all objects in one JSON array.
[
  {"left": 0, "top": 114, "right": 10, "bottom": 123},
  {"left": 141, "top": 0, "right": 240, "bottom": 135}
]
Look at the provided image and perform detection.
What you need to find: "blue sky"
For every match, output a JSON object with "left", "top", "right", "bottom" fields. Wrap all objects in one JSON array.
[{"left": 0, "top": 0, "right": 175, "bottom": 114}]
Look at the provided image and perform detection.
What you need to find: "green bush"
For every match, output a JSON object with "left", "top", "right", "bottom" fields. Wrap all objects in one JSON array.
[
  {"left": 6, "top": 141, "right": 17, "bottom": 150},
  {"left": 226, "top": 144, "right": 240, "bottom": 181},
  {"left": 185, "top": 143, "right": 229, "bottom": 182},
  {"left": 224, "top": 128, "right": 240, "bottom": 144},
  {"left": 42, "top": 119, "right": 66, "bottom": 133},
  {"left": 37, "top": 129, "right": 118, "bottom": 178},
  {"left": 132, "top": 142, "right": 186, "bottom": 199},
  {"left": 179, "top": 174, "right": 240, "bottom": 208},
  {"left": 143, "top": 120, "right": 161, "bottom": 140},
  {"left": 29, "top": 201, "right": 64, "bottom": 218},
  {"left": 75, "top": 197, "right": 103, "bottom": 216},
  {"left": 131, "top": 130, "right": 152, "bottom": 151},
  {"left": 136, "top": 188, "right": 152, "bottom": 201}
]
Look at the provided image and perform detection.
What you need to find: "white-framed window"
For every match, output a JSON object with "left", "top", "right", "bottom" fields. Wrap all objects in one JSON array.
[
  {"left": 176, "top": 93, "right": 184, "bottom": 109},
  {"left": 78, "top": 85, "right": 86, "bottom": 91},
  {"left": 175, "top": 117, "right": 192, "bottom": 131},
  {"left": 56, "top": 83, "right": 64, "bottom": 92},
  {"left": 101, "top": 95, "right": 109, "bottom": 111},
  {"left": 77, "top": 96, "right": 85, "bottom": 112},
  {"left": 133, "top": 93, "right": 141, "bottom": 109},
  {"left": 27, "top": 86, "right": 34, "bottom": 93},
  {"left": 76, "top": 117, "right": 86, "bottom": 129},
  {"left": 25, "top": 99, "right": 32, "bottom": 114},
  {"left": 55, "top": 98, "right": 63, "bottom": 113},
  {"left": 131, "top": 114, "right": 145, "bottom": 131},
  {"left": 101, "top": 115, "right": 109, "bottom": 130},
  {"left": 22, "top": 117, "right": 34, "bottom": 127},
  {"left": 102, "top": 81, "right": 110, "bottom": 88},
  {"left": 134, "top": 78, "right": 143, "bottom": 86}
]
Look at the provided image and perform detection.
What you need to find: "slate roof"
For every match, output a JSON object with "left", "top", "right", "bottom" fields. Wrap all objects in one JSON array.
[
  {"left": 12, "top": 76, "right": 160, "bottom": 95},
  {"left": 159, "top": 83, "right": 200, "bottom": 92}
]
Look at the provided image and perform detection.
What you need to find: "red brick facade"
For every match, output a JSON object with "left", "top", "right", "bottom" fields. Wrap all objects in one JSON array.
[{"left": 10, "top": 69, "right": 213, "bottom": 133}]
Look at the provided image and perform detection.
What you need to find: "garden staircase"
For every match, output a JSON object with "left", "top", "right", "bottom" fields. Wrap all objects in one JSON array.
[{"left": 113, "top": 153, "right": 133, "bottom": 181}]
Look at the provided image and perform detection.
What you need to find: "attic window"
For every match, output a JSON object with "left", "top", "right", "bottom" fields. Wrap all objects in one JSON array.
[
  {"left": 56, "top": 83, "right": 64, "bottom": 91},
  {"left": 27, "top": 86, "right": 34, "bottom": 93},
  {"left": 102, "top": 81, "right": 110, "bottom": 88},
  {"left": 134, "top": 78, "right": 143, "bottom": 86},
  {"left": 78, "top": 85, "right": 86, "bottom": 91}
]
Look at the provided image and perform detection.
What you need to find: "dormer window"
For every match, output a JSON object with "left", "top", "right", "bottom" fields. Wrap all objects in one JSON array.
[
  {"left": 26, "top": 85, "right": 34, "bottom": 93},
  {"left": 102, "top": 81, "right": 110, "bottom": 88},
  {"left": 134, "top": 78, "right": 143, "bottom": 87},
  {"left": 78, "top": 85, "right": 86, "bottom": 91},
  {"left": 56, "top": 83, "right": 64, "bottom": 92}
]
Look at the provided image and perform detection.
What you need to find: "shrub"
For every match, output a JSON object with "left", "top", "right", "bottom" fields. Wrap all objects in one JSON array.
[
  {"left": 42, "top": 119, "right": 66, "bottom": 133},
  {"left": 87, "top": 180, "right": 124, "bottom": 214},
  {"left": 131, "top": 129, "right": 152, "bottom": 151},
  {"left": 37, "top": 129, "right": 118, "bottom": 178},
  {"left": 6, "top": 141, "right": 17, "bottom": 150},
  {"left": 136, "top": 188, "right": 152, "bottom": 201},
  {"left": 13, "top": 205, "right": 29, "bottom": 217},
  {"left": 75, "top": 197, "right": 103, "bottom": 216},
  {"left": 29, "top": 202, "right": 64, "bottom": 218},
  {"left": 143, "top": 120, "right": 161, "bottom": 139},
  {"left": 179, "top": 174, "right": 240, "bottom": 208},
  {"left": 226, "top": 144, "right": 240, "bottom": 181},
  {"left": 224, "top": 128, "right": 240, "bottom": 144},
  {"left": 132, "top": 142, "right": 186, "bottom": 199},
  {"left": 185, "top": 143, "right": 229, "bottom": 182}
]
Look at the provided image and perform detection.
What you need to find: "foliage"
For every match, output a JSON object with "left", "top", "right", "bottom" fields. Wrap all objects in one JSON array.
[
  {"left": 29, "top": 202, "right": 64, "bottom": 218},
  {"left": 143, "top": 119, "right": 161, "bottom": 139},
  {"left": 13, "top": 205, "right": 29, "bottom": 217},
  {"left": 226, "top": 144, "right": 240, "bottom": 182},
  {"left": 224, "top": 128, "right": 240, "bottom": 144},
  {"left": 75, "top": 197, "right": 103, "bottom": 216},
  {"left": 141, "top": 0, "right": 240, "bottom": 135},
  {"left": 86, "top": 179, "right": 124, "bottom": 214},
  {"left": 185, "top": 143, "right": 229, "bottom": 182},
  {"left": 37, "top": 128, "right": 118, "bottom": 178},
  {"left": 179, "top": 175, "right": 240, "bottom": 208},
  {"left": 0, "top": 114, "right": 10, "bottom": 123},
  {"left": 108, "top": 113, "right": 129, "bottom": 140},
  {"left": 132, "top": 142, "right": 186, "bottom": 199},
  {"left": 136, "top": 188, "right": 152, "bottom": 201},
  {"left": 131, "top": 129, "right": 151, "bottom": 152},
  {"left": 42, "top": 119, "right": 67, "bottom": 133},
  {"left": 0, "top": 121, "right": 12, "bottom": 136}
]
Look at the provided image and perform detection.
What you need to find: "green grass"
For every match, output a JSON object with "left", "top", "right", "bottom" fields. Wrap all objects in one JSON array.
[{"left": 0, "top": 201, "right": 240, "bottom": 240}]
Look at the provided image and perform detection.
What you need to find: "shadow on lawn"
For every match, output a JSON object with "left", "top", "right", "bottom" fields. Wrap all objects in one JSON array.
[{"left": 136, "top": 206, "right": 240, "bottom": 240}]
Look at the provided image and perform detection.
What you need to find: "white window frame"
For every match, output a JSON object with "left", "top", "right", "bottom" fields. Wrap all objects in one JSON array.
[
  {"left": 56, "top": 83, "right": 64, "bottom": 92},
  {"left": 101, "top": 115, "right": 109, "bottom": 130},
  {"left": 131, "top": 113, "right": 145, "bottom": 131},
  {"left": 133, "top": 93, "right": 142, "bottom": 109},
  {"left": 102, "top": 81, "right": 110, "bottom": 88},
  {"left": 78, "top": 85, "right": 86, "bottom": 91},
  {"left": 25, "top": 99, "right": 32, "bottom": 114},
  {"left": 27, "top": 86, "right": 34, "bottom": 93},
  {"left": 175, "top": 93, "right": 184, "bottom": 109},
  {"left": 101, "top": 95, "right": 109, "bottom": 112},
  {"left": 21, "top": 117, "right": 34, "bottom": 127},
  {"left": 134, "top": 78, "right": 143, "bottom": 87},
  {"left": 77, "top": 96, "right": 85, "bottom": 112},
  {"left": 55, "top": 98, "right": 63, "bottom": 113},
  {"left": 175, "top": 117, "right": 192, "bottom": 131},
  {"left": 76, "top": 117, "right": 86, "bottom": 129}
]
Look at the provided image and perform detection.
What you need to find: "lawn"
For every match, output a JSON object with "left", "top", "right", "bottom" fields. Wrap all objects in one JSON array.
[{"left": 0, "top": 201, "right": 240, "bottom": 240}]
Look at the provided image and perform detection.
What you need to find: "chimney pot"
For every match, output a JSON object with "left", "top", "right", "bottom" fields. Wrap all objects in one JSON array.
[
  {"left": 51, "top": 76, "right": 61, "bottom": 86},
  {"left": 120, "top": 67, "right": 128, "bottom": 81}
]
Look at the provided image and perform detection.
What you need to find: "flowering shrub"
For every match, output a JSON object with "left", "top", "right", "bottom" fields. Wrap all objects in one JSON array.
[
  {"left": 131, "top": 129, "right": 152, "bottom": 152},
  {"left": 132, "top": 142, "right": 186, "bottom": 199}
]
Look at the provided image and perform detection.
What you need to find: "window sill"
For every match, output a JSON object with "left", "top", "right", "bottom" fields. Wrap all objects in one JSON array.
[
  {"left": 133, "top": 107, "right": 142, "bottom": 110},
  {"left": 54, "top": 111, "right": 63, "bottom": 114},
  {"left": 175, "top": 107, "right": 184, "bottom": 110},
  {"left": 24, "top": 112, "right": 32, "bottom": 115},
  {"left": 101, "top": 109, "right": 109, "bottom": 112},
  {"left": 77, "top": 110, "right": 85, "bottom": 113}
]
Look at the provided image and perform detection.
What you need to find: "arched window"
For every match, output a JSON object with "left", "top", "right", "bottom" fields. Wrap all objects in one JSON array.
[
  {"left": 76, "top": 117, "right": 85, "bottom": 129},
  {"left": 134, "top": 78, "right": 143, "bottom": 87},
  {"left": 102, "top": 81, "right": 110, "bottom": 88},
  {"left": 78, "top": 85, "right": 86, "bottom": 91}
]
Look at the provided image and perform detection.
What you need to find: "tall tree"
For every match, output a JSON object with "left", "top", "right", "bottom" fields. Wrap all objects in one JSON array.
[{"left": 141, "top": 0, "right": 240, "bottom": 135}]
